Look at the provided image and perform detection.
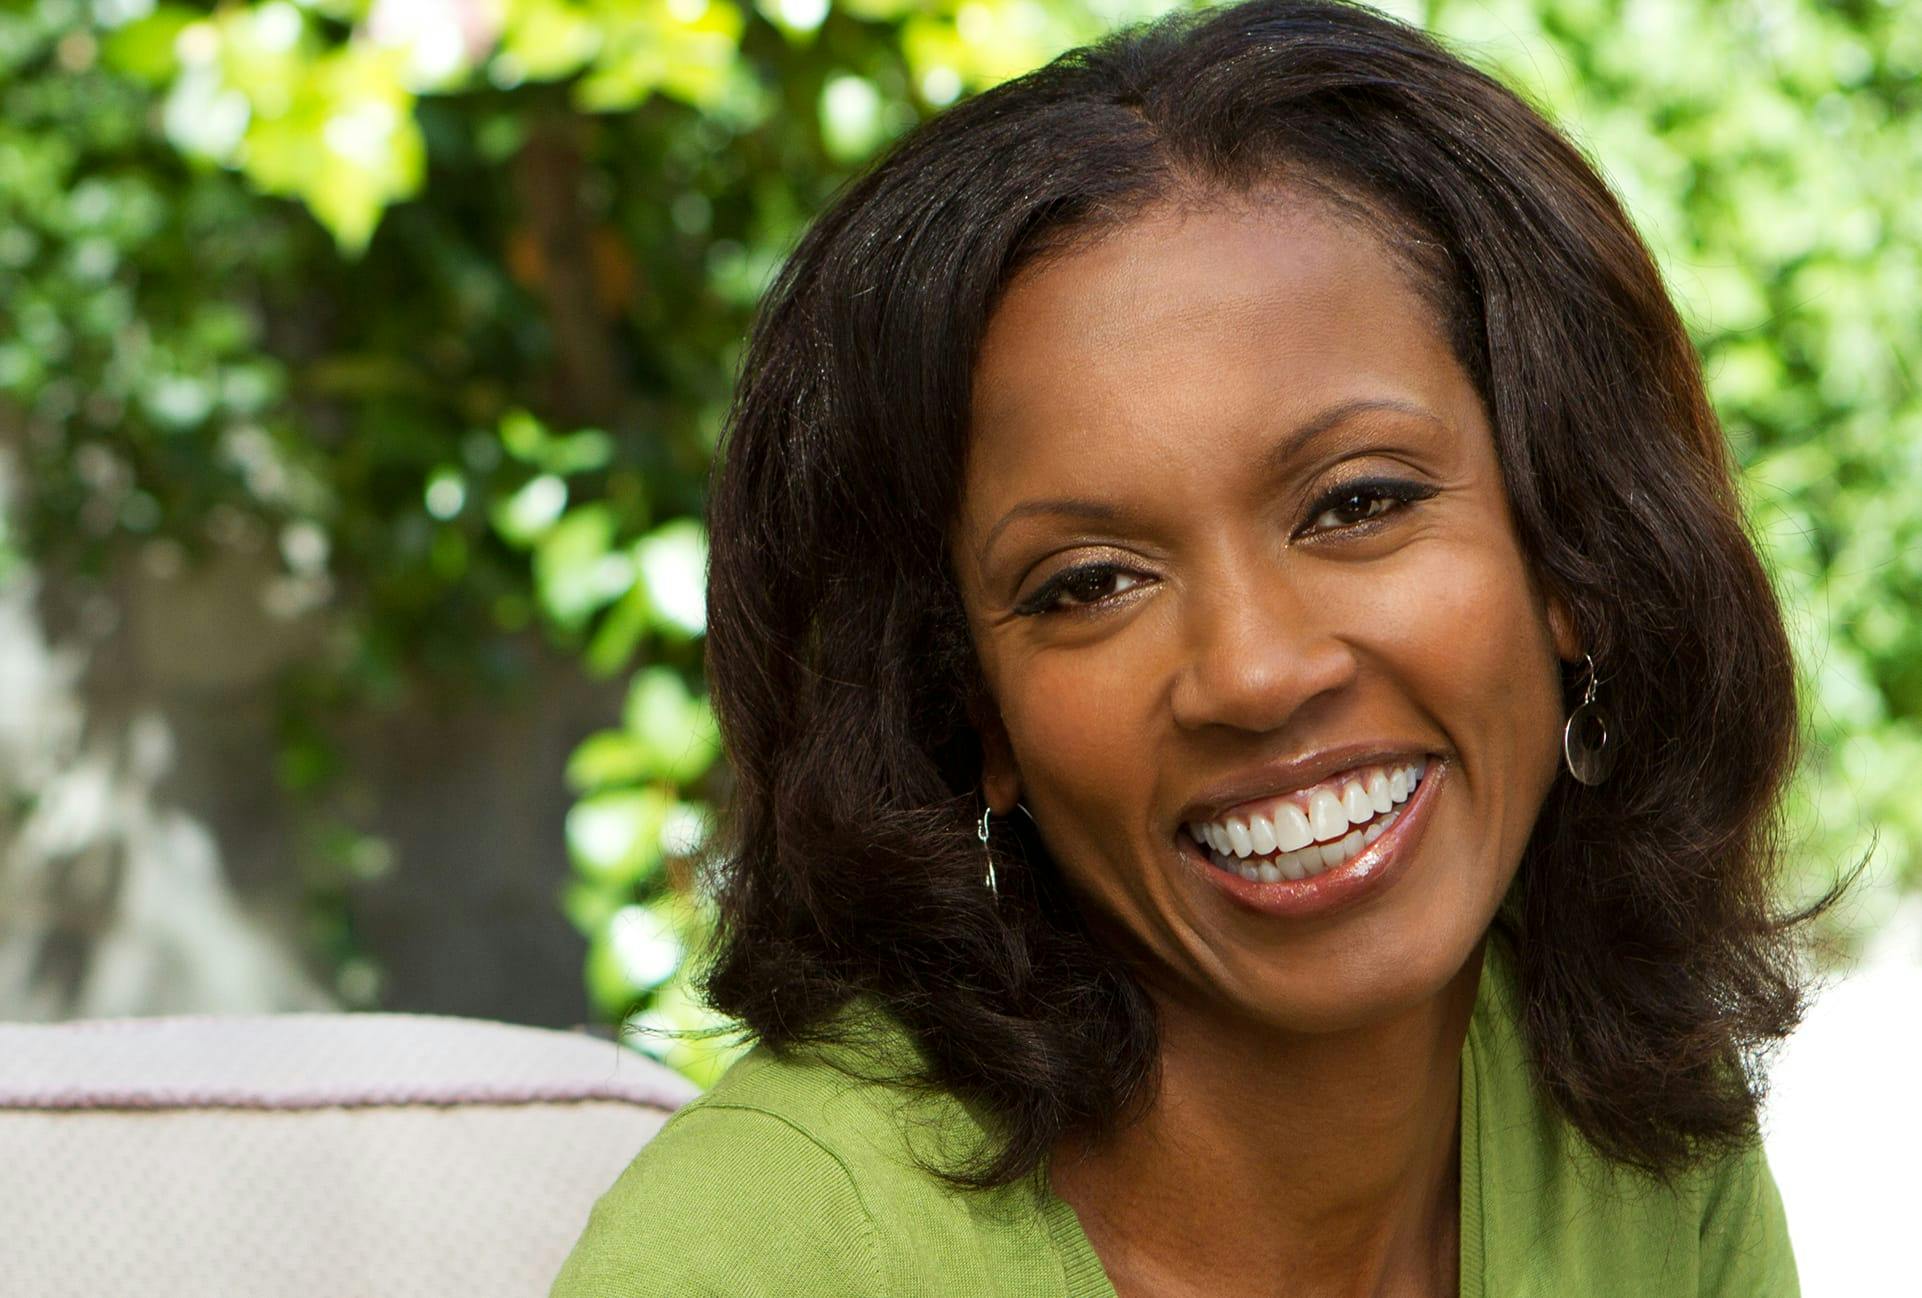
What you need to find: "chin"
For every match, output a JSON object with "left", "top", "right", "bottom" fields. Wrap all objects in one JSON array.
[{"left": 1230, "top": 935, "right": 1482, "bottom": 1037}]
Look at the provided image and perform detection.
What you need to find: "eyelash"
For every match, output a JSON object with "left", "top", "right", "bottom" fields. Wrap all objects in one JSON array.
[{"left": 1012, "top": 477, "right": 1437, "bottom": 617}]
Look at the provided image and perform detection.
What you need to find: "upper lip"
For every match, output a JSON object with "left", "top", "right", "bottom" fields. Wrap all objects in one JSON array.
[{"left": 1176, "top": 741, "right": 1437, "bottom": 827}]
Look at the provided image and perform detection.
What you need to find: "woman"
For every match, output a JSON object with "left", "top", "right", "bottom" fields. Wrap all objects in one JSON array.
[{"left": 553, "top": 2, "right": 1840, "bottom": 1293}]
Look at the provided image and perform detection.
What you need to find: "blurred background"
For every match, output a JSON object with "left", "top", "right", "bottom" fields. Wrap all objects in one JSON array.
[{"left": 1, "top": 0, "right": 1917, "bottom": 1245}]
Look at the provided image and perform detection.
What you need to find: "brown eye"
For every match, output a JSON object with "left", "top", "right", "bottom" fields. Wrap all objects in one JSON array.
[
  {"left": 1016, "top": 564, "right": 1148, "bottom": 616},
  {"left": 1300, "top": 477, "right": 1438, "bottom": 538},
  {"left": 1313, "top": 490, "right": 1396, "bottom": 529}
]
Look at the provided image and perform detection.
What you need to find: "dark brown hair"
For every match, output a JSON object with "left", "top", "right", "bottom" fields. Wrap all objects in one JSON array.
[{"left": 696, "top": 0, "right": 1848, "bottom": 1189}]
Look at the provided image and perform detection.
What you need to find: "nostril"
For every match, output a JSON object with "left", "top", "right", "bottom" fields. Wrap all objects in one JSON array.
[{"left": 1167, "top": 625, "right": 1362, "bottom": 737}]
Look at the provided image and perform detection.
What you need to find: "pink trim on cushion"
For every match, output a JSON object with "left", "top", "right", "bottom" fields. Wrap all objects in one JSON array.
[{"left": 0, "top": 1012, "right": 703, "bottom": 1113}]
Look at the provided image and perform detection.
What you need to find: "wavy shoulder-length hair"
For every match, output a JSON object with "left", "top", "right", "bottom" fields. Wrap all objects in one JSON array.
[{"left": 696, "top": 0, "right": 1843, "bottom": 1189}]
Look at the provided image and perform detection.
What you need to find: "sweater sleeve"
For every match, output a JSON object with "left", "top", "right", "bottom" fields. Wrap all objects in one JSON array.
[
  {"left": 1697, "top": 1138, "right": 1799, "bottom": 1297},
  {"left": 548, "top": 1103, "right": 886, "bottom": 1298}
]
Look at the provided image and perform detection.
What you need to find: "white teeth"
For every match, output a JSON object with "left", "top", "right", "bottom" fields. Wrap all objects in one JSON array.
[
  {"left": 1307, "top": 789, "right": 1348, "bottom": 842},
  {"left": 1194, "top": 803, "right": 1409, "bottom": 884},
  {"left": 1273, "top": 803, "right": 1313, "bottom": 852},
  {"left": 1341, "top": 781, "right": 1372, "bottom": 823},
  {"left": 1188, "top": 759, "right": 1431, "bottom": 880}
]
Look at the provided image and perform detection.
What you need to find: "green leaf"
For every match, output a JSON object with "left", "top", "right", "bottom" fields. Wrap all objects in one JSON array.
[
  {"left": 491, "top": 474, "right": 569, "bottom": 546},
  {"left": 819, "top": 74, "right": 884, "bottom": 164},
  {"left": 566, "top": 728, "right": 656, "bottom": 792},
  {"left": 582, "top": 583, "right": 654, "bottom": 677},
  {"left": 499, "top": 408, "right": 548, "bottom": 463},
  {"left": 534, "top": 503, "right": 633, "bottom": 628},
  {"left": 633, "top": 518, "right": 707, "bottom": 637},
  {"left": 566, "top": 785, "right": 674, "bottom": 886},
  {"left": 621, "top": 666, "right": 721, "bottom": 785},
  {"left": 606, "top": 901, "right": 683, "bottom": 989},
  {"left": 573, "top": 0, "right": 748, "bottom": 113},
  {"left": 100, "top": 6, "right": 198, "bottom": 84},
  {"left": 561, "top": 876, "right": 625, "bottom": 936},
  {"left": 543, "top": 428, "right": 616, "bottom": 475},
  {"left": 497, "top": 0, "right": 603, "bottom": 81}
]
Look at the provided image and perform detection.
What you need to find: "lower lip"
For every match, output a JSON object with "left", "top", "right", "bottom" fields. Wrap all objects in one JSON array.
[{"left": 1181, "top": 759, "right": 1445, "bottom": 921}]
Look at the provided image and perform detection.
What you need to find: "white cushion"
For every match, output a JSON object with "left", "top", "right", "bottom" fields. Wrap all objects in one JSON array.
[{"left": 0, "top": 1012, "right": 698, "bottom": 1297}]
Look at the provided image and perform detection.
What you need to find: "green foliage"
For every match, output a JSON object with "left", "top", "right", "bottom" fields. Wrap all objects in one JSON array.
[{"left": 3, "top": 0, "right": 1916, "bottom": 1080}]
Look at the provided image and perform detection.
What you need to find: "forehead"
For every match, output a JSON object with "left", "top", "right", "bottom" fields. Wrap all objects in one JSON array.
[{"left": 966, "top": 198, "right": 1468, "bottom": 483}]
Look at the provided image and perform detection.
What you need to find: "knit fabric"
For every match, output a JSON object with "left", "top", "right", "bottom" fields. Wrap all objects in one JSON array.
[{"left": 552, "top": 940, "right": 1797, "bottom": 1296}]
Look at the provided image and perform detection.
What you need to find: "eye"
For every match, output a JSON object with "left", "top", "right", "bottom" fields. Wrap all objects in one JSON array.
[
  {"left": 1015, "top": 563, "right": 1150, "bottom": 616},
  {"left": 1301, "top": 477, "right": 1436, "bottom": 537}
]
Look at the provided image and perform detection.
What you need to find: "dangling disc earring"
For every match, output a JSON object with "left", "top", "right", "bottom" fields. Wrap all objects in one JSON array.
[
  {"left": 976, "top": 806, "right": 999, "bottom": 898},
  {"left": 1562, "top": 652, "right": 1617, "bottom": 787}
]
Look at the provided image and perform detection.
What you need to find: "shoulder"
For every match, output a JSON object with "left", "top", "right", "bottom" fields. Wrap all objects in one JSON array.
[
  {"left": 550, "top": 1011, "right": 1041, "bottom": 1298},
  {"left": 1465, "top": 940, "right": 1798, "bottom": 1295},
  {"left": 549, "top": 1069, "right": 884, "bottom": 1298},
  {"left": 1693, "top": 1135, "right": 1798, "bottom": 1297}
]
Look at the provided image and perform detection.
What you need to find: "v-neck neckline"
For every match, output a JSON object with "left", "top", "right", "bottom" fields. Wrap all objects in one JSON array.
[{"left": 1035, "top": 955, "right": 1495, "bottom": 1298}]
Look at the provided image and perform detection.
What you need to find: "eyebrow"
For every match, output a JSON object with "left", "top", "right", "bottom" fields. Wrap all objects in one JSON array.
[{"left": 974, "top": 396, "right": 1443, "bottom": 568}]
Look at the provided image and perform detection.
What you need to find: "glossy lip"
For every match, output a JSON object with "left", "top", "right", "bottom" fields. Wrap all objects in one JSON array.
[
  {"left": 1178, "top": 755, "right": 1446, "bottom": 921},
  {"left": 1177, "top": 741, "right": 1434, "bottom": 825}
]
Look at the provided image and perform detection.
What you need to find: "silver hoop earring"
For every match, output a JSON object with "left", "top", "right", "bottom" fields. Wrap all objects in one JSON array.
[
  {"left": 976, "top": 806, "right": 999, "bottom": 898},
  {"left": 1562, "top": 652, "right": 1617, "bottom": 787}
]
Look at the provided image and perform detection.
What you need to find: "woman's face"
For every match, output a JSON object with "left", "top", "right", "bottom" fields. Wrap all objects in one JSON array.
[{"left": 952, "top": 197, "right": 1578, "bottom": 1034}]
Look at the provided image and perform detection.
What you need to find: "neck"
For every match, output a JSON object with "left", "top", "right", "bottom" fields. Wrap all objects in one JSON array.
[{"left": 1051, "top": 942, "right": 1484, "bottom": 1298}]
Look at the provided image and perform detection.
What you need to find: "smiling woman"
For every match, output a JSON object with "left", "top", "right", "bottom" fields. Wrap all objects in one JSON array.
[{"left": 551, "top": 2, "right": 1844, "bottom": 1295}]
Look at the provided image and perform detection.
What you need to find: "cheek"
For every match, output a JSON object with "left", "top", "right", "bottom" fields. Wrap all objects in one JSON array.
[
  {"left": 1004, "top": 651, "right": 1155, "bottom": 801},
  {"left": 1360, "top": 534, "right": 1566, "bottom": 809},
  {"left": 1395, "top": 543, "right": 1554, "bottom": 686},
  {"left": 1284, "top": 520, "right": 1563, "bottom": 821},
  {"left": 996, "top": 649, "right": 1166, "bottom": 879}
]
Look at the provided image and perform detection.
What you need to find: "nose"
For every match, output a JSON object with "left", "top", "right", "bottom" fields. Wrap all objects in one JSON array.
[{"left": 1167, "top": 563, "right": 1360, "bottom": 736}]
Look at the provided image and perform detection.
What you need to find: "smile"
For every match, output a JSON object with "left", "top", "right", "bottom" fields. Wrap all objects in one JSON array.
[
  {"left": 1183, "top": 758, "right": 1428, "bottom": 883},
  {"left": 1176, "top": 756, "right": 1444, "bottom": 920}
]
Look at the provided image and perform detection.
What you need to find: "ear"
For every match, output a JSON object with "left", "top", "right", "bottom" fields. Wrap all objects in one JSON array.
[
  {"left": 972, "top": 694, "right": 1023, "bottom": 814},
  {"left": 1546, "top": 589, "right": 1582, "bottom": 663}
]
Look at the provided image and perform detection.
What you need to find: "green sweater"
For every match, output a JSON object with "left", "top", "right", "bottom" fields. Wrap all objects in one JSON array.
[{"left": 551, "top": 942, "right": 1797, "bottom": 1296}]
